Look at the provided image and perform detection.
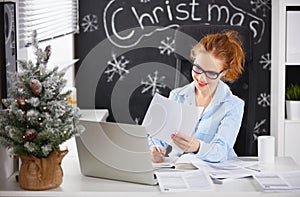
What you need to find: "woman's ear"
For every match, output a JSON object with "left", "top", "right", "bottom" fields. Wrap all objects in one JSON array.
[
  {"left": 220, "top": 70, "right": 227, "bottom": 81},
  {"left": 221, "top": 70, "right": 227, "bottom": 77}
]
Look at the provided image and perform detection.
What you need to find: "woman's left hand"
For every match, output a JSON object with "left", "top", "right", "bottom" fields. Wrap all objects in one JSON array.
[{"left": 171, "top": 132, "right": 200, "bottom": 153}]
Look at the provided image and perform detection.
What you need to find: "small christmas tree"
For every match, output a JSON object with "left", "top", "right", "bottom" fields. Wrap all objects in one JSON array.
[{"left": 0, "top": 31, "right": 84, "bottom": 158}]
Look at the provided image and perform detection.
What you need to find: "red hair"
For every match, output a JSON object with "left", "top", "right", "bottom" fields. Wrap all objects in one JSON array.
[{"left": 191, "top": 30, "right": 245, "bottom": 81}]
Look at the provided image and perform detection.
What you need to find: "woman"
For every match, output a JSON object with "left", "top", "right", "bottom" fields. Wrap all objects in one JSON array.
[{"left": 150, "top": 30, "right": 245, "bottom": 163}]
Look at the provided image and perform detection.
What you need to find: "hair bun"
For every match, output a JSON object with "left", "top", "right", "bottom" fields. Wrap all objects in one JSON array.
[{"left": 224, "top": 30, "right": 243, "bottom": 46}]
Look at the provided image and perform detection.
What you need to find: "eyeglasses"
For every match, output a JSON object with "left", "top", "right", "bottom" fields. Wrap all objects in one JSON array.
[{"left": 192, "top": 64, "right": 223, "bottom": 80}]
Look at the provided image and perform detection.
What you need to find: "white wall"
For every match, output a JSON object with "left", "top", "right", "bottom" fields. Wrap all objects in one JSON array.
[
  {"left": 18, "top": 34, "right": 76, "bottom": 88},
  {"left": 0, "top": 147, "right": 16, "bottom": 182}
]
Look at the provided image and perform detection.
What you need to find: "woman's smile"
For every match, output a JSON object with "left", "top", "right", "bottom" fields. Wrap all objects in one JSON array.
[{"left": 196, "top": 80, "right": 208, "bottom": 87}]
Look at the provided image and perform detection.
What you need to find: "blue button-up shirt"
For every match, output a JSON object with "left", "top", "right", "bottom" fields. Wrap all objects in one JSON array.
[{"left": 151, "top": 80, "right": 244, "bottom": 163}]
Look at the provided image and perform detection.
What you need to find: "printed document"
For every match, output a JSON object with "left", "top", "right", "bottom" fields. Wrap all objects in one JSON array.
[
  {"left": 155, "top": 170, "right": 213, "bottom": 192},
  {"left": 142, "top": 93, "right": 203, "bottom": 155},
  {"left": 192, "top": 157, "right": 258, "bottom": 179},
  {"left": 253, "top": 170, "right": 300, "bottom": 192}
]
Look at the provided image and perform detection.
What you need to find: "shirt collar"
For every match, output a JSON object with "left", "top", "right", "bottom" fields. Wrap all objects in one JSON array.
[
  {"left": 210, "top": 80, "right": 230, "bottom": 105},
  {"left": 177, "top": 81, "right": 230, "bottom": 106}
]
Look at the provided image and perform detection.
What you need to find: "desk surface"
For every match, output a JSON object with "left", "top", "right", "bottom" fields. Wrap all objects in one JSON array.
[
  {"left": 1, "top": 110, "right": 299, "bottom": 196},
  {"left": 0, "top": 156, "right": 300, "bottom": 197}
]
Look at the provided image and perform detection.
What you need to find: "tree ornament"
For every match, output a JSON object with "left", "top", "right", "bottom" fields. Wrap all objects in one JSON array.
[
  {"left": 17, "top": 97, "right": 27, "bottom": 110},
  {"left": 30, "top": 78, "right": 42, "bottom": 95},
  {"left": 23, "top": 129, "right": 38, "bottom": 141},
  {"left": 43, "top": 45, "right": 51, "bottom": 63}
]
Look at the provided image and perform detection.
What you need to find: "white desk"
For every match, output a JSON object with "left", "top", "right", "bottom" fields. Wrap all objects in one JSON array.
[
  {"left": 1, "top": 110, "right": 299, "bottom": 196},
  {"left": 0, "top": 156, "right": 299, "bottom": 197}
]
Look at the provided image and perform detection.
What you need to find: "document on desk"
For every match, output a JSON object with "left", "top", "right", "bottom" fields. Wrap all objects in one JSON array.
[
  {"left": 152, "top": 154, "right": 199, "bottom": 170},
  {"left": 142, "top": 93, "right": 203, "bottom": 154},
  {"left": 192, "top": 157, "right": 258, "bottom": 179},
  {"left": 155, "top": 170, "right": 213, "bottom": 192},
  {"left": 253, "top": 170, "right": 300, "bottom": 192}
]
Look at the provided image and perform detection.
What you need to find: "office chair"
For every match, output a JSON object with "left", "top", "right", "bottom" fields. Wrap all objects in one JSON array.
[{"left": 173, "top": 25, "right": 256, "bottom": 156}]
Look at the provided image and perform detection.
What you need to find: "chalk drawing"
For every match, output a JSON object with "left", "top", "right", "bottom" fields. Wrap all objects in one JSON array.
[
  {"left": 257, "top": 93, "right": 270, "bottom": 107},
  {"left": 226, "top": 0, "right": 265, "bottom": 44},
  {"left": 141, "top": 70, "right": 166, "bottom": 96},
  {"left": 81, "top": 14, "right": 98, "bottom": 32},
  {"left": 253, "top": 119, "right": 268, "bottom": 141},
  {"left": 103, "top": 0, "right": 266, "bottom": 48},
  {"left": 140, "top": 0, "right": 150, "bottom": 3},
  {"left": 259, "top": 53, "right": 271, "bottom": 71},
  {"left": 104, "top": 53, "right": 130, "bottom": 82},
  {"left": 158, "top": 36, "right": 175, "bottom": 56},
  {"left": 250, "top": 0, "right": 271, "bottom": 17}
]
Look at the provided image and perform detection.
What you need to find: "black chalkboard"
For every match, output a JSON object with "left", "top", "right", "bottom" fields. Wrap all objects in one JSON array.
[{"left": 75, "top": 0, "right": 271, "bottom": 155}]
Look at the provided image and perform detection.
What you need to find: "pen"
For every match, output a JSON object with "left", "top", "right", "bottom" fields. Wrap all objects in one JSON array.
[{"left": 149, "top": 135, "right": 163, "bottom": 155}]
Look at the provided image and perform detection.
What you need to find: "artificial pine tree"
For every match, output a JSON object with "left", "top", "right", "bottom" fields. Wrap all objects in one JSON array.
[{"left": 0, "top": 31, "right": 84, "bottom": 158}]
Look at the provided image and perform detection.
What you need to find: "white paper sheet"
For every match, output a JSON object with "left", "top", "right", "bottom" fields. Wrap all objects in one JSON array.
[
  {"left": 192, "top": 157, "right": 258, "bottom": 179},
  {"left": 253, "top": 171, "right": 300, "bottom": 192},
  {"left": 155, "top": 170, "right": 213, "bottom": 192},
  {"left": 142, "top": 93, "right": 203, "bottom": 154}
]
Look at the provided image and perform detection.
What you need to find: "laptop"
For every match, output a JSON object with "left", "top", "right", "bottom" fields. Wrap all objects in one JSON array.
[{"left": 75, "top": 120, "right": 157, "bottom": 185}]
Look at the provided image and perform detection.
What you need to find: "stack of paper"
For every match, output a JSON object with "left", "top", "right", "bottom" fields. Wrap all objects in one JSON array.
[
  {"left": 193, "top": 157, "right": 259, "bottom": 180},
  {"left": 155, "top": 170, "right": 214, "bottom": 192},
  {"left": 253, "top": 171, "right": 300, "bottom": 192},
  {"left": 154, "top": 154, "right": 259, "bottom": 180}
]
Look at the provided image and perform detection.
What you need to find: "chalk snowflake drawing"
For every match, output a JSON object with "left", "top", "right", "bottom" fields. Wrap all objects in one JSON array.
[
  {"left": 141, "top": 71, "right": 166, "bottom": 96},
  {"left": 158, "top": 37, "right": 175, "bottom": 56},
  {"left": 104, "top": 54, "right": 130, "bottom": 82},
  {"left": 253, "top": 119, "right": 268, "bottom": 141},
  {"left": 140, "top": 0, "right": 150, "bottom": 3},
  {"left": 81, "top": 14, "right": 98, "bottom": 32},
  {"left": 250, "top": 0, "right": 271, "bottom": 17},
  {"left": 257, "top": 93, "right": 270, "bottom": 107},
  {"left": 259, "top": 53, "right": 271, "bottom": 70}
]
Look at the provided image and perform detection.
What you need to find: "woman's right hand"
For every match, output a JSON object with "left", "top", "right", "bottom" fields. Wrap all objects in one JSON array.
[{"left": 150, "top": 146, "right": 166, "bottom": 163}]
